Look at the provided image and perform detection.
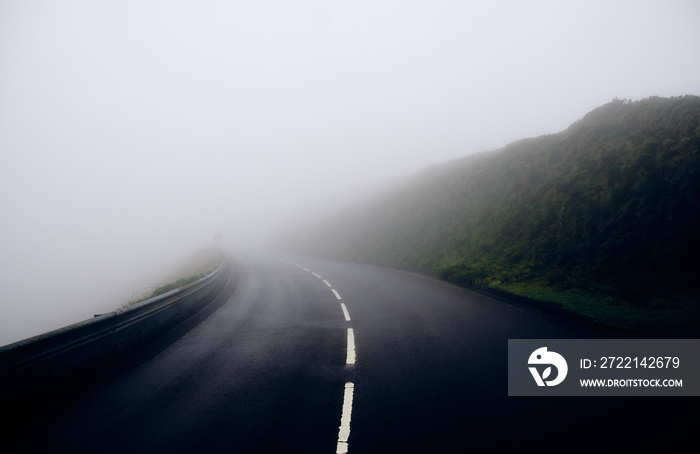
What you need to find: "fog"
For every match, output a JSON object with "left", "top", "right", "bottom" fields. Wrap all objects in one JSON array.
[{"left": 1, "top": 1, "right": 698, "bottom": 346}]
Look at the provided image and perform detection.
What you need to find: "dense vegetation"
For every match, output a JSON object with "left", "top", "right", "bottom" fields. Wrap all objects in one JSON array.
[{"left": 283, "top": 96, "right": 700, "bottom": 327}]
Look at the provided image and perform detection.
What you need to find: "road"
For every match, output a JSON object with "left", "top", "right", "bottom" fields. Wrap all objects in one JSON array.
[{"left": 4, "top": 255, "right": 696, "bottom": 453}]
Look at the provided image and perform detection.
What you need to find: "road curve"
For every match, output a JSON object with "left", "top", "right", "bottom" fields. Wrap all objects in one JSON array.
[{"left": 3, "top": 255, "right": 695, "bottom": 453}]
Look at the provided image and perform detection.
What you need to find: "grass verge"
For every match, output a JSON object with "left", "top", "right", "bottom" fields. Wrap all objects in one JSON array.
[
  {"left": 124, "top": 247, "right": 225, "bottom": 307},
  {"left": 485, "top": 280, "right": 699, "bottom": 330}
]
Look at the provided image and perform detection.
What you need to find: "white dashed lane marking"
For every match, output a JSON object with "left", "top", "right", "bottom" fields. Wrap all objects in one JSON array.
[
  {"left": 336, "top": 382, "right": 355, "bottom": 454},
  {"left": 345, "top": 328, "right": 356, "bottom": 366},
  {"left": 280, "top": 259, "right": 356, "bottom": 453},
  {"left": 340, "top": 303, "right": 351, "bottom": 322}
]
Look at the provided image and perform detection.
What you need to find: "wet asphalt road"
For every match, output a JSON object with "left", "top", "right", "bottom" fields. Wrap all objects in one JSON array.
[{"left": 4, "top": 255, "right": 696, "bottom": 453}]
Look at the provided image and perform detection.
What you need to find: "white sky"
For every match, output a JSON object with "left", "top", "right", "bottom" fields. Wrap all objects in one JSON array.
[{"left": 1, "top": 0, "right": 699, "bottom": 345}]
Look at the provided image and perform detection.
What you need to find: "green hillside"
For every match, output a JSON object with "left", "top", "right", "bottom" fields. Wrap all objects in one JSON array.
[{"left": 283, "top": 96, "right": 700, "bottom": 328}]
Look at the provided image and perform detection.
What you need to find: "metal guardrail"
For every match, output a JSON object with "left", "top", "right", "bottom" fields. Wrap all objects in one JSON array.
[{"left": 0, "top": 258, "right": 234, "bottom": 405}]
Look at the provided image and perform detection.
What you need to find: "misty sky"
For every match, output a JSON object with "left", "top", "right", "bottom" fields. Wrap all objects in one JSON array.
[{"left": 1, "top": 1, "right": 699, "bottom": 345}]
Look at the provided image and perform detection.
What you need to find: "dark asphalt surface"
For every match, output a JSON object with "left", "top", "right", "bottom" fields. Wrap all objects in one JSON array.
[{"left": 4, "top": 255, "right": 697, "bottom": 453}]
